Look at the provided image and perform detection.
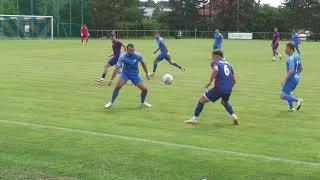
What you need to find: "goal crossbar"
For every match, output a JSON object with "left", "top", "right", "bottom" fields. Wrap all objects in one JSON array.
[{"left": 0, "top": 14, "right": 54, "bottom": 40}]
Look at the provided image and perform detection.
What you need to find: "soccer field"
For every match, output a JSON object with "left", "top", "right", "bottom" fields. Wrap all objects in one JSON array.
[{"left": 0, "top": 39, "right": 320, "bottom": 179}]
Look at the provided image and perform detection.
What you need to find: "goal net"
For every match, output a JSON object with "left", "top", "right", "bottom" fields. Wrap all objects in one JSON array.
[{"left": 0, "top": 15, "right": 53, "bottom": 39}]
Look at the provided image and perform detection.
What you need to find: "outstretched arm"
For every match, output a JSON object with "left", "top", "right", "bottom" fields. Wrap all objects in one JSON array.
[
  {"left": 122, "top": 43, "right": 127, "bottom": 53},
  {"left": 153, "top": 48, "right": 160, "bottom": 54},
  {"left": 232, "top": 74, "right": 236, "bottom": 87},
  {"left": 140, "top": 61, "right": 150, "bottom": 80},
  {"left": 205, "top": 66, "right": 218, "bottom": 89},
  {"left": 299, "top": 61, "right": 303, "bottom": 73}
]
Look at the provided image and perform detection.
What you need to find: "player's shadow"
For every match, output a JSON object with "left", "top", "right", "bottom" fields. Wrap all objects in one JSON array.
[
  {"left": 103, "top": 106, "right": 151, "bottom": 113},
  {"left": 185, "top": 121, "right": 236, "bottom": 130},
  {"left": 272, "top": 110, "right": 296, "bottom": 118}
]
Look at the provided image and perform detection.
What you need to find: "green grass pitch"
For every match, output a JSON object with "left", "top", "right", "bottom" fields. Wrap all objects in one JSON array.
[{"left": 0, "top": 39, "right": 320, "bottom": 179}]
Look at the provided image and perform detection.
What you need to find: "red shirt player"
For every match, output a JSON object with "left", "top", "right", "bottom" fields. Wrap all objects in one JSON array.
[{"left": 81, "top": 24, "right": 89, "bottom": 44}]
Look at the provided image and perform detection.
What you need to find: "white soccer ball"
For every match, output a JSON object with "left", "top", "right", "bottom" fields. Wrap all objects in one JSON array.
[{"left": 162, "top": 74, "right": 173, "bottom": 85}]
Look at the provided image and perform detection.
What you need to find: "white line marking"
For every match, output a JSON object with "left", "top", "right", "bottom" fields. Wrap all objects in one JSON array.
[{"left": 1, "top": 119, "right": 319, "bottom": 167}]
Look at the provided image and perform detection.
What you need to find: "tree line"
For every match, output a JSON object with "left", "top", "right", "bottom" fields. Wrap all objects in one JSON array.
[{"left": 1, "top": 0, "right": 320, "bottom": 34}]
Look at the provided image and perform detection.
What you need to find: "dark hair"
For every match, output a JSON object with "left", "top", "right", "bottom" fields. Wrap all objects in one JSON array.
[
  {"left": 286, "top": 42, "right": 295, "bottom": 52},
  {"left": 213, "top": 49, "right": 224, "bottom": 58},
  {"left": 110, "top": 31, "right": 116, "bottom": 37},
  {"left": 154, "top": 31, "right": 160, "bottom": 34},
  {"left": 127, "top": 44, "right": 135, "bottom": 49}
]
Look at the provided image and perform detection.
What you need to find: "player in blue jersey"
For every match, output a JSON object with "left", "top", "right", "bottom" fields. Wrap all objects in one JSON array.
[
  {"left": 291, "top": 29, "right": 301, "bottom": 55},
  {"left": 185, "top": 50, "right": 239, "bottom": 125},
  {"left": 150, "top": 32, "right": 186, "bottom": 76},
  {"left": 281, "top": 42, "right": 303, "bottom": 112},
  {"left": 213, "top": 29, "right": 223, "bottom": 50},
  {"left": 105, "top": 44, "right": 151, "bottom": 108}
]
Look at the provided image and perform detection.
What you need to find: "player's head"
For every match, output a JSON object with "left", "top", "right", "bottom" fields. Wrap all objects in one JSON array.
[
  {"left": 110, "top": 33, "right": 117, "bottom": 41},
  {"left": 215, "top": 29, "right": 219, "bottom": 33},
  {"left": 154, "top": 31, "right": 160, "bottom": 38},
  {"left": 285, "top": 42, "right": 295, "bottom": 55},
  {"left": 274, "top": 27, "right": 278, "bottom": 32},
  {"left": 127, "top": 44, "right": 135, "bottom": 56},
  {"left": 292, "top": 28, "right": 296, "bottom": 33},
  {"left": 212, "top": 50, "right": 224, "bottom": 60}
]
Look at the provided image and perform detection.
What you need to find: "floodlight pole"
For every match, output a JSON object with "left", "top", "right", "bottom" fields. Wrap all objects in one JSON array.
[
  {"left": 69, "top": 0, "right": 72, "bottom": 37},
  {"left": 1, "top": 1, "right": 3, "bottom": 38},
  {"left": 31, "top": 0, "right": 33, "bottom": 38},
  {"left": 45, "top": 0, "right": 47, "bottom": 39},
  {"left": 236, "top": 0, "right": 240, "bottom": 32},
  {"left": 57, "top": 0, "right": 60, "bottom": 38},
  {"left": 81, "top": 0, "right": 84, "bottom": 25},
  {"left": 16, "top": 0, "right": 19, "bottom": 37},
  {"left": 51, "top": 16, "right": 53, "bottom": 40}
]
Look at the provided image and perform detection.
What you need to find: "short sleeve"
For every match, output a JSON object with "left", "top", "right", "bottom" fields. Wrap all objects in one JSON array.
[
  {"left": 117, "top": 56, "right": 124, "bottom": 67},
  {"left": 137, "top": 53, "right": 143, "bottom": 62},
  {"left": 117, "top": 41, "right": 123, "bottom": 46},
  {"left": 211, "top": 60, "right": 218, "bottom": 69},
  {"left": 159, "top": 38, "right": 166, "bottom": 45},
  {"left": 288, "top": 58, "right": 295, "bottom": 70}
]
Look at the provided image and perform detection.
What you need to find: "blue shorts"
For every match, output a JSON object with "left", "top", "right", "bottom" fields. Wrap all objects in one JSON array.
[
  {"left": 282, "top": 79, "right": 299, "bottom": 95},
  {"left": 294, "top": 43, "right": 299, "bottom": 49},
  {"left": 156, "top": 53, "right": 171, "bottom": 61},
  {"left": 213, "top": 44, "right": 222, "bottom": 50},
  {"left": 107, "top": 56, "right": 119, "bottom": 66},
  {"left": 204, "top": 88, "right": 231, "bottom": 102},
  {"left": 272, "top": 44, "right": 279, "bottom": 51},
  {"left": 119, "top": 73, "right": 143, "bottom": 85}
]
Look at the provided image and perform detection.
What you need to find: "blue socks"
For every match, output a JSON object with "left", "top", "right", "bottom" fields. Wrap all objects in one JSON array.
[
  {"left": 283, "top": 94, "right": 299, "bottom": 109},
  {"left": 141, "top": 90, "right": 147, "bottom": 103},
  {"left": 223, "top": 102, "right": 235, "bottom": 115},
  {"left": 153, "top": 63, "right": 158, "bottom": 73},
  {"left": 101, "top": 73, "right": 106, "bottom": 79},
  {"left": 154, "top": 62, "right": 182, "bottom": 72},
  {"left": 297, "top": 48, "right": 301, "bottom": 55},
  {"left": 194, "top": 102, "right": 204, "bottom": 117},
  {"left": 111, "top": 88, "right": 147, "bottom": 104},
  {"left": 111, "top": 87, "right": 120, "bottom": 103},
  {"left": 172, "top": 62, "right": 182, "bottom": 69}
]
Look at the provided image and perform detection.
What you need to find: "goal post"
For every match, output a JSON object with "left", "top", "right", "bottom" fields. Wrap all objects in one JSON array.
[{"left": 0, "top": 14, "right": 53, "bottom": 40}]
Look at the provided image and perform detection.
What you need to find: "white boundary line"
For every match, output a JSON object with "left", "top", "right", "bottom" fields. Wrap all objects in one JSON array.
[{"left": 1, "top": 119, "right": 320, "bottom": 167}]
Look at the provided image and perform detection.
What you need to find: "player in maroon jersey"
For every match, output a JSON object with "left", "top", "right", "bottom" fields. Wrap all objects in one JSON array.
[{"left": 81, "top": 24, "right": 89, "bottom": 44}]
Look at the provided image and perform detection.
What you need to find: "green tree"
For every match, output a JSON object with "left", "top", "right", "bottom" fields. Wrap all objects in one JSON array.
[
  {"left": 1, "top": 0, "right": 16, "bottom": 14},
  {"left": 213, "top": 0, "right": 257, "bottom": 31},
  {"left": 283, "top": 0, "right": 320, "bottom": 31},
  {"left": 168, "top": 0, "right": 201, "bottom": 30},
  {"left": 87, "top": 0, "right": 143, "bottom": 29}
]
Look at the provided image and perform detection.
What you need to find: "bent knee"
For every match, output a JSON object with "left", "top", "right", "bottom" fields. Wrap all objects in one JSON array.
[{"left": 199, "top": 96, "right": 208, "bottom": 103}]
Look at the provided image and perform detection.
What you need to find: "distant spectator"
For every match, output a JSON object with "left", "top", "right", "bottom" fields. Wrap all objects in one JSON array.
[
  {"left": 24, "top": 24, "right": 30, "bottom": 39},
  {"left": 176, "top": 30, "right": 182, "bottom": 39}
]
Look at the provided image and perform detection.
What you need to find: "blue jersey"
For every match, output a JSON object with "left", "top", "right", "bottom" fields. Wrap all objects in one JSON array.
[
  {"left": 292, "top": 33, "right": 300, "bottom": 45},
  {"left": 117, "top": 52, "right": 143, "bottom": 75},
  {"left": 214, "top": 33, "right": 223, "bottom": 46},
  {"left": 157, "top": 37, "right": 167, "bottom": 54},
  {"left": 286, "top": 55, "right": 302, "bottom": 82},
  {"left": 211, "top": 59, "right": 234, "bottom": 94}
]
